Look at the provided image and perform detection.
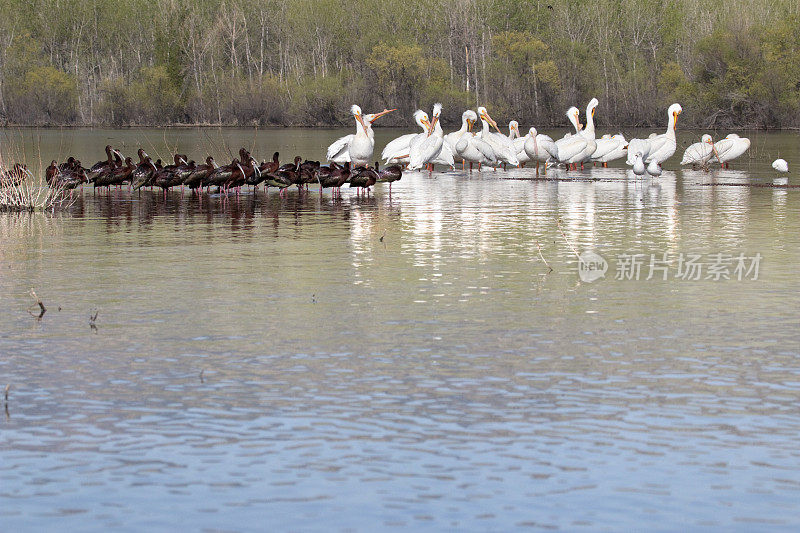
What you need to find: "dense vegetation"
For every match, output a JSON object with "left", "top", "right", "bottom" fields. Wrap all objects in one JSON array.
[{"left": 0, "top": 0, "right": 798, "bottom": 128}]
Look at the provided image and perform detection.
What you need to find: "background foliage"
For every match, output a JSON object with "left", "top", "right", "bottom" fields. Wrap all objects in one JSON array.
[{"left": 0, "top": 0, "right": 798, "bottom": 127}]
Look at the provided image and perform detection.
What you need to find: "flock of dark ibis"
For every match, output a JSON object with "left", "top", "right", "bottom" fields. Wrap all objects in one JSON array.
[{"left": 43, "top": 146, "right": 403, "bottom": 199}]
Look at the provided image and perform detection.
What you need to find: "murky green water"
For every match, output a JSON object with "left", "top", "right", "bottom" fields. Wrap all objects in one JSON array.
[{"left": 1, "top": 128, "right": 799, "bottom": 530}]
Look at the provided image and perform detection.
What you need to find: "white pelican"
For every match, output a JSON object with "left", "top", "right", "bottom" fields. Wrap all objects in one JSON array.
[
  {"left": 627, "top": 103, "right": 681, "bottom": 168},
  {"left": 477, "top": 106, "right": 519, "bottom": 168},
  {"left": 591, "top": 134, "right": 627, "bottom": 167},
  {"left": 554, "top": 107, "right": 588, "bottom": 169},
  {"left": 522, "top": 127, "right": 558, "bottom": 174},
  {"left": 445, "top": 110, "right": 478, "bottom": 170},
  {"left": 508, "top": 121, "right": 527, "bottom": 163},
  {"left": 680, "top": 134, "right": 716, "bottom": 168},
  {"left": 382, "top": 110, "right": 430, "bottom": 164},
  {"left": 430, "top": 104, "right": 456, "bottom": 168},
  {"left": 631, "top": 152, "right": 646, "bottom": 176},
  {"left": 327, "top": 105, "right": 395, "bottom": 167},
  {"left": 772, "top": 158, "right": 788, "bottom": 174},
  {"left": 454, "top": 113, "right": 496, "bottom": 170},
  {"left": 409, "top": 103, "right": 450, "bottom": 171},
  {"left": 711, "top": 134, "right": 750, "bottom": 168},
  {"left": 576, "top": 98, "right": 599, "bottom": 166}
]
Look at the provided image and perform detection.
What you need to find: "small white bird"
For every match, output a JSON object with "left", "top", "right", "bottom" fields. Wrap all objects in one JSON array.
[
  {"left": 647, "top": 159, "right": 662, "bottom": 176},
  {"left": 772, "top": 158, "right": 789, "bottom": 174},
  {"left": 632, "top": 152, "right": 646, "bottom": 176}
]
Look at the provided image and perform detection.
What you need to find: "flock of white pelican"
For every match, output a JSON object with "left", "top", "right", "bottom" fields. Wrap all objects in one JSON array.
[{"left": 326, "top": 101, "right": 763, "bottom": 177}]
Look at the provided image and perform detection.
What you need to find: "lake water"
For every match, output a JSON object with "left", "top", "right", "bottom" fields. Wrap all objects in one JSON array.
[{"left": 1, "top": 128, "right": 799, "bottom": 531}]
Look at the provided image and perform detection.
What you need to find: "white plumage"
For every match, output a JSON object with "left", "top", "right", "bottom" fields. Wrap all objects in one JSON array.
[
  {"left": 327, "top": 104, "right": 395, "bottom": 166},
  {"left": 591, "top": 133, "right": 627, "bottom": 165},
  {"left": 477, "top": 106, "right": 519, "bottom": 167},
  {"left": 681, "top": 134, "right": 716, "bottom": 166},
  {"left": 772, "top": 158, "right": 788, "bottom": 173},
  {"left": 382, "top": 110, "right": 429, "bottom": 164},
  {"left": 409, "top": 104, "right": 449, "bottom": 170},
  {"left": 455, "top": 113, "right": 496, "bottom": 168},
  {"left": 711, "top": 134, "right": 751, "bottom": 167},
  {"left": 647, "top": 159, "right": 662, "bottom": 176},
  {"left": 523, "top": 127, "right": 558, "bottom": 165},
  {"left": 631, "top": 152, "right": 646, "bottom": 176},
  {"left": 576, "top": 98, "right": 599, "bottom": 163},
  {"left": 554, "top": 107, "right": 588, "bottom": 166}
]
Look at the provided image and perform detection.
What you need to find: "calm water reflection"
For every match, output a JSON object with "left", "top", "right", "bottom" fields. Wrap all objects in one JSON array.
[{"left": 1, "top": 128, "right": 799, "bottom": 531}]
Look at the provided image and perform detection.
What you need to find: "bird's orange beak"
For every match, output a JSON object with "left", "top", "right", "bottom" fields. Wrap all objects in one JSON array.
[
  {"left": 370, "top": 108, "right": 396, "bottom": 122},
  {"left": 428, "top": 114, "right": 439, "bottom": 135},
  {"left": 467, "top": 119, "right": 474, "bottom": 132},
  {"left": 481, "top": 111, "right": 500, "bottom": 132},
  {"left": 355, "top": 112, "right": 367, "bottom": 129}
]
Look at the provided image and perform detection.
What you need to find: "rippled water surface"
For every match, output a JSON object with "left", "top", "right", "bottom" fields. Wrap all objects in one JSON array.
[{"left": 1, "top": 128, "right": 799, "bottom": 531}]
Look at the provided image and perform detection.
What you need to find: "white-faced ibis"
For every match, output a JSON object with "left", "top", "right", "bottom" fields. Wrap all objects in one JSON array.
[
  {"left": 87, "top": 146, "right": 123, "bottom": 182},
  {"left": 136, "top": 148, "right": 149, "bottom": 165},
  {"left": 59, "top": 156, "right": 83, "bottom": 173},
  {"left": 51, "top": 167, "right": 88, "bottom": 191},
  {"left": 263, "top": 156, "right": 301, "bottom": 197},
  {"left": 47, "top": 159, "right": 85, "bottom": 190},
  {"left": 375, "top": 162, "right": 402, "bottom": 193},
  {"left": 1, "top": 163, "right": 30, "bottom": 187},
  {"left": 46, "top": 160, "right": 59, "bottom": 185},
  {"left": 227, "top": 155, "right": 260, "bottom": 193},
  {"left": 94, "top": 157, "right": 134, "bottom": 189},
  {"left": 317, "top": 162, "right": 350, "bottom": 197},
  {"left": 184, "top": 157, "right": 217, "bottom": 191},
  {"left": 153, "top": 154, "right": 190, "bottom": 197},
  {"left": 258, "top": 152, "right": 280, "bottom": 175},
  {"left": 297, "top": 160, "right": 320, "bottom": 190},
  {"left": 131, "top": 156, "right": 158, "bottom": 190},
  {"left": 204, "top": 158, "right": 244, "bottom": 193},
  {"left": 349, "top": 165, "right": 378, "bottom": 197}
]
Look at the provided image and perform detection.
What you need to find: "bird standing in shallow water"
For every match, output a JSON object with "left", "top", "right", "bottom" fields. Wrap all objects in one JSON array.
[
  {"left": 647, "top": 159, "right": 662, "bottom": 177},
  {"left": 375, "top": 162, "right": 402, "bottom": 193},
  {"left": 772, "top": 158, "right": 789, "bottom": 179},
  {"left": 327, "top": 105, "right": 395, "bottom": 167},
  {"left": 349, "top": 166, "right": 378, "bottom": 197},
  {"left": 632, "top": 152, "right": 646, "bottom": 176}
]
